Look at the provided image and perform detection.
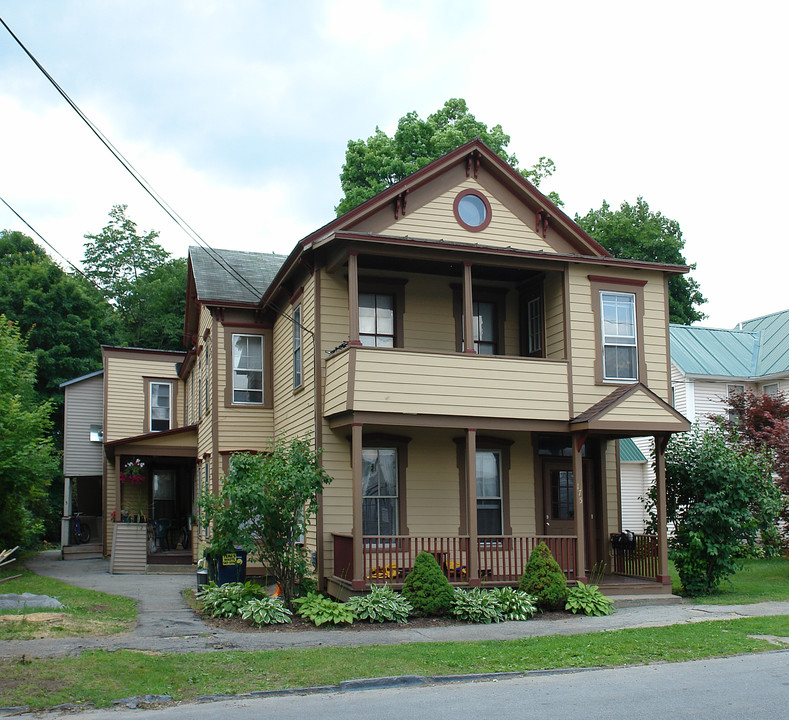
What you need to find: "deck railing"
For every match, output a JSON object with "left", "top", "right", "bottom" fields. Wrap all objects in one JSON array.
[
  {"left": 610, "top": 532, "right": 659, "bottom": 580},
  {"left": 332, "top": 533, "right": 577, "bottom": 586}
]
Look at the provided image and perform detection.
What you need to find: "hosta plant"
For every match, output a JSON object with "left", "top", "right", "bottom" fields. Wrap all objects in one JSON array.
[
  {"left": 292, "top": 592, "right": 357, "bottom": 626},
  {"left": 450, "top": 587, "right": 503, "bottom": 624},
  {"left": 346, "top": 584, "right": 413, "bottom": 623},
  {"left": 491, "top": 587, "right": 537, "bottom": 621},
  {"left": 239, "top": 597, "right": 293, "bottom": 626},
  {"left": 197, "top": 581, "right": 266, "bottom": 619},
  {"left": 565, "top": 582, "right": 615, "bottom": 616}
]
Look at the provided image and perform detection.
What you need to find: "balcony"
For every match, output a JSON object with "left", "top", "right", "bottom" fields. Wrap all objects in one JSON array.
[{"left": 324, "top": 346, "right": 569, "bottom": 422}]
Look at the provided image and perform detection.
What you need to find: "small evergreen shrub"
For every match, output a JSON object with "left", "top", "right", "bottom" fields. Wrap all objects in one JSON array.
[
  {"left": 518, "top": 542, "right": 568, "bottom": 610},
  {"left": 292, "top": 592, "right": 357, "bottom": 626},
  {"left": 450, "top": 587, "right": 503, "bottom": 624},
  {"left": 401, "top": 551, "right": 455, "bottom": 616},
  {"left": 240, "top": 597, "right": 293, "bottom": 625},
  {"left": 197, "top": 581, "right": 266, "bottom": 619},
  {"left": 565, "top": 582, "right": 615, "bottom": 616},
  {"left": 346, "top": 584, "right": 413, "bottom": 623},
  {"left": 491, "top": 587, "right": 537, "bottom": 621}
]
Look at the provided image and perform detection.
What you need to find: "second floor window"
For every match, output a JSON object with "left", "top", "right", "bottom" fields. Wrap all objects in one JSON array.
[
  {"left": 359, "top": 293, "right": 395, "bottom": 347},
  {"left": 232, "top": 334, "right": 264, "bottom": 404},
  {"left": 293, "top": 304, "right": 303, "bottom": 388},
  {"left": 527, "top": 297, "right": 543, "bottom": 355},
  {"left": 473, "top": 301, "right": 497, "bottom": 355},
  {"left": 601, "top": 291, "right": 637, "bottom": 381},
  {"left": 150, "top": 382, "right": 171, "bottom": 432}
]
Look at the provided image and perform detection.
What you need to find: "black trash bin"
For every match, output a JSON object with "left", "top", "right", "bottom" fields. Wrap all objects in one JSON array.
[{"left": 208, "top": 547, "right": 247, "bottom": 586}]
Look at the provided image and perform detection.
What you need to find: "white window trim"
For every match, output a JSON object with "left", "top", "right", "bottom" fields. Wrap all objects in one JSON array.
[
  {"left": 150, "top": 381, "right": 172, "bottom": 433},
  {"left": 232, "top": 333, "right": 265, "bottom": 405},
  {"left": 600, "top": 290, "right": 638, "bottom": 382}
]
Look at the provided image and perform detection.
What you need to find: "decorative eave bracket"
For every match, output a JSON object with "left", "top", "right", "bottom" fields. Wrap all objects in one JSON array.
[
  {"left": 394, "top": 189, "right": 409, "bottom": 220},
  {"left": 535, "top": 208, "right": 551, "bottom": 238},
  {"left": 466, "top": 150, "right": 481, "bottom": 178}
]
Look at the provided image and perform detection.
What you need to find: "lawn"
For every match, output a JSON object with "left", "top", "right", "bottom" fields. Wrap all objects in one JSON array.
[
  {"left": 2, "top": 614, "right": 788, "bottom": 710},
  {"left": 669, "top": 557, "right": 789, "bottom": 604},
  {"left": 0, "top": 565, "right": 137, "bottom": 640}
]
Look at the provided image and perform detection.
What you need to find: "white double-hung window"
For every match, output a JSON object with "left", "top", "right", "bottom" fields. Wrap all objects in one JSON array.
[
  {"left": 232, "top": 334, "right": 264, "bottom": 404},
  {"left": 150, "top": 382, "right": 172, "bottom": 432},
  {"left": 601, "top": 291, "right": 638, "bottom": 381}
]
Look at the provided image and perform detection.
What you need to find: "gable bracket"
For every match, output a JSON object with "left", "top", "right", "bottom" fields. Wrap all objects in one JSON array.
[
  {"left": 536, "top": 209, "right": 551, "bottom": 238},
  {"left": 466, "top": 150, "right": 481, "bottom": 179},
  {"left": 394, "top": 189, "right": 409, "bottom": 220}
]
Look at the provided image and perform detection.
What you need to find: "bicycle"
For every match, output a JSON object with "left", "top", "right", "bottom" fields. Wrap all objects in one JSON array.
[{"left": 70, "top": 512, "right": 91, "bottom": 544}]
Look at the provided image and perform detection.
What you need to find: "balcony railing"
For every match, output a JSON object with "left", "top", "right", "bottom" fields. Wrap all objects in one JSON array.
[
  {"left": 332, "top": 533, "right": 577, "bottom": 586},
  {"left": 610, "top": 532, "right": 659, "bottom": 580}
]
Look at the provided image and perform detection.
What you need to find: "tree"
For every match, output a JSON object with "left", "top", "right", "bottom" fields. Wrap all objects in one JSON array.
[
  {"left": 200, "top": 439, "right": 332, "bottom": 606},
  {"left": 658, "top": 422, "right": 782, "bottom": 596},
  {"left": 336, "top": 98, "right": 559, "bottom": 216},
  {"left": 576, "top": 198, "right": 706, "bottom": 325},
  {"left": 83, "top": 205, "right": 185, "bottom": 349},
  {"left": 0, "top": 316, "right": 58, "bottom": 548}
]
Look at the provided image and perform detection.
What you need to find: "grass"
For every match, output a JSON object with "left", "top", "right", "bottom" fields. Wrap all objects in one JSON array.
[
  {"left": 0, "top": 566, "right": 137, "bottom": 640},
  {"left": 669, "top": 557, "right": 789, "bottom": 605},
  {"left": 2, "top": 614, "right": 789, "bottom": 710}
]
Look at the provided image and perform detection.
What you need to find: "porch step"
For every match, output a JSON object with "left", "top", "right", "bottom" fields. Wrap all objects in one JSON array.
[
  {"left": 145, "top": 563, "right": 195, "bottom": 574},
  {"left": 62, "top": 543, "right": 103, "bottom": 560},
  {"left": 611, "top": 593, "right": 684, "bottom": 608}
]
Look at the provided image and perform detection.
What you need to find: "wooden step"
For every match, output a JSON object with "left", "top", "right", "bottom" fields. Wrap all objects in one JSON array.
[{"left": 62, "top": 543, "right": 103, "bottom": 560}]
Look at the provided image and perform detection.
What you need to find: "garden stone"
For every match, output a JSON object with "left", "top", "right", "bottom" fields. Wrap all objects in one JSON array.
[{"left": 0, "top": 593, "right": 64, "bottom": 610}]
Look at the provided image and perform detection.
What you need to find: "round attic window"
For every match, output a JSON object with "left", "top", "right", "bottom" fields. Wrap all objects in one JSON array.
[{"left": 453, "top": 189, "right": 491, "bottom": 232}]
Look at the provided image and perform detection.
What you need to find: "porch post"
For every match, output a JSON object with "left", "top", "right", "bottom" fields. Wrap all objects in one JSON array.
[
  {"left": 348, "top": 251, "right": 361, "bottom": 346},
  {"left": 654, "top": 434, "right": 671, "bottom": 584},
  {"left": 351, "top": 422, "right": 365, "bottom": 590},
  {"left": 462, "top": 262, "right": 475, "bottom": 353},
  {"left": 61, "top": 477, "right": 72, "bottom": 553},
  {"left": 572, "top": 433, "right": 587, "bottom": 583},
  {"left": 466, "top": 428, "right": 480, "bottom": 586}
]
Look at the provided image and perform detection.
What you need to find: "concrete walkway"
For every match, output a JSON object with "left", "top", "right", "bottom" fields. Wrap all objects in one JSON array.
[{"left": 4, "top": 550, "right": 789, "bottom": 659}]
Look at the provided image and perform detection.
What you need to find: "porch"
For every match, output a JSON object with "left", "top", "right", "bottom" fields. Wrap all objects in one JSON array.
[{"left": 329, "top": 531, "right": 666, "bottom": 598}]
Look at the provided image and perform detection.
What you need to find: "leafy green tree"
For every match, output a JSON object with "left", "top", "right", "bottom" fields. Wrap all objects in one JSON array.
[
  {"left": 575, "top": 198, "right": 706, "bottom": 325},
  {"left": 0, "top": 230, "right": 115, "bottom": 402},
  {"left": 200, "top": 439, "right": 332, "bottom": 607},
  {"left": 659, "top": 422, "right": 782, "bottom": 596},
  {"left": 83, "top": 205, "right": 184, "bottom": 349},
  {"left": 337, "top": 98, "right": 559, "bottom": 215},
  {"left": 0, "top": 316, "right": 58, "bottom": 548}
]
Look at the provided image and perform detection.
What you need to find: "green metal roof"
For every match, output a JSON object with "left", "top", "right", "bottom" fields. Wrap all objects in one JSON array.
[
  {"left": 189, "top": 246, "right": 287, "bottom": 305},
  {"left": 671, "top": 309, "right": 789, "bottom": 380},
  {"left": 619, "top": 437, "right": 646, "bottom": 463}
]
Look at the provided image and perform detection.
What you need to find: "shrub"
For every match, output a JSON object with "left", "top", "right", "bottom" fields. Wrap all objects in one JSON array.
[
  {"left": 346, "top": 584, "right": 413, "bottom": 623},
  {"left": 292, "top": 592, "right": 356, "bottom": 626},
  {"left": 450, "top": 587, "right": 503, "bottom": 624},
  {"left": 518, "top": 542, "right": 568, "bottom": 610},
  {"left": 239, "top": 597, "right": 293, "bottom": 626},
  {"left": 491, "top": 587, "right": 537, "bottom": 621},
  {"left": 401, "top": 552, "right": 455, "bottom": 616},
  {"left": 565, "top": 582, "right": 615, "bottom": 616},
  {"left": 197, "top": 581, "right": 266, "bottom": 619}
]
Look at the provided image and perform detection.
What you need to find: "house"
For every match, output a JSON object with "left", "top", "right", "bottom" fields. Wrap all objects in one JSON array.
[
  {"left": 62, "top": 139, "right": 690, "bottom": 593},
  {"left": 618, "top": 310, "right": 789, "bottom": 533}
]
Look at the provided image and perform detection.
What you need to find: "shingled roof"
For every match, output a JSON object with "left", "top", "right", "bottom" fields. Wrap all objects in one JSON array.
[{"left": 189, "top": 246, "right": 287, "bottom": 305}]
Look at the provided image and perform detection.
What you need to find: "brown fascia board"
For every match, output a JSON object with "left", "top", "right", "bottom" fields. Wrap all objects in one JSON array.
[
  {"left": 103, "top": 423, "right": 199, "bottom": 448},
  {"left": 183, "top": 257, "right": 199, "bottom": 344},
  {"left": 101, "top": 345, "right": 187, "bottom": 359},
  {"left": 325, "top": 231, "right": 690, "bottom": 275},
  {"left": 570, "top": 382, "right": 691, "bottom": 427}
]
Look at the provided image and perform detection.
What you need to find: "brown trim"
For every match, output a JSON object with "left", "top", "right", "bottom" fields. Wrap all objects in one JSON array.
[
  {"left": 586, "top": 275, "right": 648, "bottom": 287},
  {"left": 223, "top": 327, "right": 273, "bottom": 408},
  {"left": 221, "top": 321, "right": 273, "bottom": 329},
  {"left": 289, "top": 285, "right": 304, "bottom": 305},
  {"left": 104, "top": 423, "right": 198, "bottom": 449},
  {"left": 572, "top": 433, "right": 586, "bottom": 582},
  {"left": 613, "top": 439, "right": 622, "bottom": 535},
  {"left": 346, "top": 348, "right": 357, "bottom": 412},
  {"left": 348, "top": 251, "right": 361, "bottom": 346},
  {"left": 314, "top": 268, "right": 325, "bottom": 586},
  {"left": 101, "top": 346, "right": 186, "bottom": 360},
  {"left": 211, "top": 316, "right": 220, "bottom": 494},
  {"left": 328, "top": 411, "right": 570, "bottom": 434},
  {"left": 453, "top": 188, "right": 492, "bottom": 233},
  {"left": 571, "top": 420, "right": 690, "bottom": 433},
  {"left": 563, "top": 269, "right": 574, "bottom": 417},
  {"left": 351, "top": 423, "right": 364, "bottom": 590},
  {"left": 452, "top": 283, "right": 508, "bottom": 355},
  {"left": 589, "top": 278, "right": 647, "bottom": 386},
  {"left": 110, "top": 444, "right": 197, "bottom": 458},
  {"left": 358, "top": 276, "right": 407, "bottom": 348},
  {"left": 143, "top": 377, "right": 178, "bottom": 435},
  {"left": 664, "top": 275, "right": 672, "bottom": 402},
  {"left": 519, "top": 276, "right": 546, "bottom": 358},
  {"left": 361, "top": 432, "right": 411, "bottom": 535}
]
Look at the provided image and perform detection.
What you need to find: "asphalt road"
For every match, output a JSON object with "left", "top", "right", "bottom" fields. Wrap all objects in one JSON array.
[{"left": 53, "top": 650, "right": 789, "bottom": 720}]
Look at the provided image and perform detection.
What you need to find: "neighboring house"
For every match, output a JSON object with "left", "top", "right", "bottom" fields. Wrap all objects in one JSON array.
[
  {"left": 620, "top": 309, "right": 789, "bottom": 532},
  {"left": 63, "top": 139, "right": 690, "bottom": 593}
]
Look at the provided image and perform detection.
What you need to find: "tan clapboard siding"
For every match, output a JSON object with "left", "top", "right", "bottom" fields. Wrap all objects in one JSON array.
[
  {"left": 605, "top": 441, "right": 619, "bottom": 534},
  {"left": 604, "top": 394, "right": 679, "bottom": 422},
  {"left": 104, "top": 355, "right": 181, "bottom": 441},
  {"left": 197, "top": 305, "right": 214, "bottom": 459},
  {"left": 405, "top": 431, "right": 461, "bottom": 536},
  {"left": 323, "top": 351, "right": 350, "bottom": 416},
  {"left": 63, "top": 375, "right": 104, "bottom": 476},
  {"left": 109, "top": 523, "right": 147, "bottom": 573},
  {"left": 509, "top": 439, "right": 536, "bottom": 535},
  {"left": 320, "top": 430, "right": 354, "bottom": 577},
  {"left": 321, "top": 269, "right": 350, "bottom": 353},
  {"left": 349, "top": 349, "right": 569, "bottom": 420},
  {"left": 544, "top": 273, "right": 565, "bottom": 359},
  {"left": 273, "top": 275, "right": 316, "bottom": 441},
  {"left": 401, "top": 273, "right": 455, "bottom": 352},
  {"left": 379, "top": 176, "right": 554, "bottom": 254},
  {"left": 105, "top": 456, "right": 117, "bottom": 555}
]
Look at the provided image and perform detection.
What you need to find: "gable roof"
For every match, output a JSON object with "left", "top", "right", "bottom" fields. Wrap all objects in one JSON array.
[
  {"left": 189, "top": 246, "right": 287, "bottom": 305},
  {"left": 671, "top": 309, "right": 789, "bottom": 380}
]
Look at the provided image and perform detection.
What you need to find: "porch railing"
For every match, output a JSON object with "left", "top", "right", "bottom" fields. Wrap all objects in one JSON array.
[
  {"left": 610, "top": 532, "right": 659, "bottom": 580},
  {"left": 332, "top": 533, "right": 577, "bottom": 586}
]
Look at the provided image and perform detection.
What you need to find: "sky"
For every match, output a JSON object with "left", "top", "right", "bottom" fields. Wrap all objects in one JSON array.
[{"left": 1, "top": 0, "right": 787, "bottom": 329}]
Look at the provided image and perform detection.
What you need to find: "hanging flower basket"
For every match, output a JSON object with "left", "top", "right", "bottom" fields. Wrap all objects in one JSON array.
[{"left": 120, "top": 458, "right": 146, "bottom": 485}]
